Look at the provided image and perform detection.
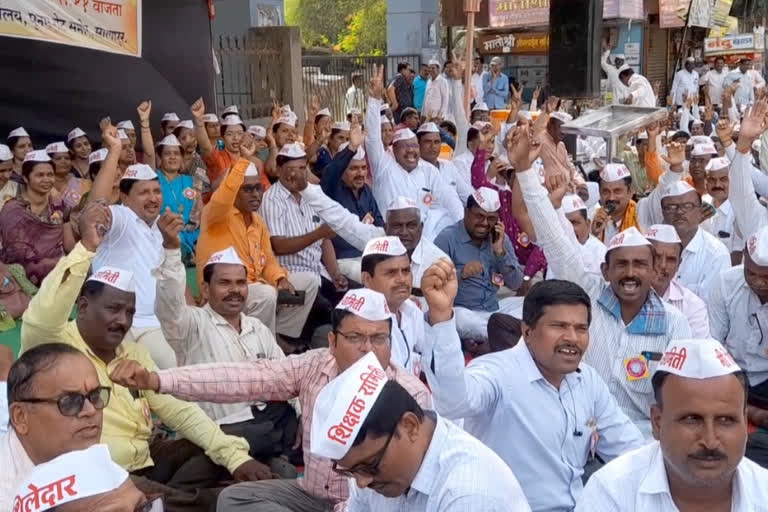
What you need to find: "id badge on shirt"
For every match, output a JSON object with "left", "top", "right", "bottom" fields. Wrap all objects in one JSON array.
[{"left": 623, "top": 355, "right": 649, "bottom": 381}]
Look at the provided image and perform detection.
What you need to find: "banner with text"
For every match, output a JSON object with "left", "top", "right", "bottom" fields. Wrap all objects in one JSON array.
[{"left": 0, "top": 0, "right": 141, "bottom": 57}]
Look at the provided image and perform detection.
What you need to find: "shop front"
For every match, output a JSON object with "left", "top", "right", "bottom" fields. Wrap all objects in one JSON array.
[
  {"left": 703, "top": 31, "right": 765, "bottom": 67},
  {"left": 476, "top": 31, "right": 549, "bottom": 93}
]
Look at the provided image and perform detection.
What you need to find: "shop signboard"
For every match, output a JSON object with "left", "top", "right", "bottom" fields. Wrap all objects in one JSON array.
[
  {"left": 604, "top": 0, "right": 644, "bottom": 20},
  {"left": 478, "top": 31, "right": 549, "bottom": 55},
  {"left": 488, "top": 0, "right": 549, "bottom": 29},
  {"left": 704, "top": 33, "right": 764, "bottom": 55},
  {"left": 659, "top": 0, "right": 691, "bottom": 28}
]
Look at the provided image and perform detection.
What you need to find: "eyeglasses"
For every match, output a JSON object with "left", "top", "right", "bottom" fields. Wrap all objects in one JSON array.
[
  {"left": 335, "top": 331, "right": 391, "bottom": 346},
  {"left": 17, "top": 386, "right": 111, "bottom": 416},
  {"left": 332, "top": 429, "right": 395, "bottom": 477},
  {"left": 661, "top": 202, "right": 698, "bottom": 214}
]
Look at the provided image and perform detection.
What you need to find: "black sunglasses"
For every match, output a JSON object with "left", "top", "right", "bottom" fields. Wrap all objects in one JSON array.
[{"left": 17, "top": 386, "right": 111, "bottom": 417}]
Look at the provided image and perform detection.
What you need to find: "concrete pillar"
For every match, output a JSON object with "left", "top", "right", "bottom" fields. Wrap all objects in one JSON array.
[{"left": 387, "top": 0, "right": 441, "bottom": 62}]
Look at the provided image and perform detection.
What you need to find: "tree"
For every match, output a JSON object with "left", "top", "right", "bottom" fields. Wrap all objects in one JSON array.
[
  {"left": 287, "top": 0, "right": 357, "bottom": 49},
  {"left": 338, "top": 0, "right": 387, "bottom": 56}
]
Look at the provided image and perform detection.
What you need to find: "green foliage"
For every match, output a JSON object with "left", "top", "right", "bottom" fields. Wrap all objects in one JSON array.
[{"left": 339, "top": 0, "right": 387, "bottom": 56}]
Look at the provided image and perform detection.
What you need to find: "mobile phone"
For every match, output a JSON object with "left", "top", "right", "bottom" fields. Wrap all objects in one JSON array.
[
  {"left": 491, "top": 224, "right": 500, "bottom": 244},
  {"left": 701, "top": 201, "right": 717, "bottom": 218},
  {"left": 603, "top": 202, "right": 616, "bottom": 215},
  {"left": 277, "top": 289, "right": 306, "bottom": 306}
]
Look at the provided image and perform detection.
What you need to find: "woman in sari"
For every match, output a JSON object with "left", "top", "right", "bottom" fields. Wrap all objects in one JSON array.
[
  {"left": 0, "top": 144, "right": 19, "bottom": 211},
  {"left": 0, "top": 150, "right": 68, "bottom": 285},
  {"left": 6, "top": 126, "right": 33, "bottom": 184},
  {"left": 66, "top": 127, "right": 92, "bottom": 179},
  {"left": 156, "top": 134, "right": 201, "bottom": 262},
  {"left": 46, "top": 141, "right": 91, "bottom": 209}
]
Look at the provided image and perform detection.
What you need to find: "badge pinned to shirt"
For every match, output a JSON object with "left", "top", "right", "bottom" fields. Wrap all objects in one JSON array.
[
  {"left": 517, "top": 231, "right": 531, "bottom": 248},
  {"left": 587, "top": 417, "right": 599, "bottom": 460},
  {"left": 421, "top": 188, "right": 434, "bottom": 206},
  {"left": 183, "top": 187, "right": 196, "bottom": 200},
  {"left": 624, "top": 355, "right": 650, "bottom": 381},
  {"left": 362, "top": 212, "right": 375, "bottom": 224},
  {"left": 492, "top": 273, "right": 505, "bottom": 286}
]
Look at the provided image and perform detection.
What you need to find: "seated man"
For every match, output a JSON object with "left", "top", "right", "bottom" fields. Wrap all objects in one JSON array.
[
  {"left": 107, "top": 287, "right": 431, "bottom": 512},
  {"left": 645, "top": 224, "right": 710, "bottom": 337},
  {"left": 20, "top": 203, "right": 267, "bottom": 510},
  {"left": 417, "top": 122, "right": 473, "bottom": 205},
  {"left": 320, "top": 126, "right": 383, "bottom": 283},
  {"left": 311, "top": 352, "right": 531, "bottom": 511},
  {"left": 591, "top": 163, "right": 642, "bottom": 243},
  {"left": 195, "top": 142, "right": 307, "bottom": 338},
  {"left": 423, "top": 265, "right": 645, "bottom": 511},
  {"left": 548, "top": 194, "right": 606, "bottom": 279},
  {"left": 577, "top": 338, "right": 768, "bottom": 510},
  {"left": 361, "top": 236, "right": 426, "bottom": 376},
  {"left": 701, "top": 156, "right": 743, "bottom": 265},
  {"left": 434, "top": 187, "right": 524, "bottom": 341},
  {"left": 313, "top": 120, "right": 350, "bottom": 176}
]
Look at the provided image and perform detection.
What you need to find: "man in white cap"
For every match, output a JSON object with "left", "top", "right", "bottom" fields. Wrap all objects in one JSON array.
[
  {"left": 702, "top": 56, "right": 728, "bottom": 109},
  {"left": 422, "top": 261, "right": 645, "bottom": 511},
  {"left": 470, "top": 101, "right": 491, "bottom": 124},
  {"left": 107, "top": 287, "right": 431, "bottom": 512},
  {"left": 319, "top": 126, "right": 382, "bottom": 283},
  {"left": 0, "top": 143, "right": 19, "bottom": 210},
  {"left": 261, "top": 142, "right": 330, "bottom": 344},
  {"left": 160, "top": 112, "right": 180, "bottom": 136},
  {"left": 577, "top": 338, "right": 768, "bottom": 510},
  {"left": 361, "top": 236, "right": 425, "bottom": 375},
  {"left": 701, "top": 156, "right": 744, "bottom": 263},
  {"left": 20, "top": 203, "right": 265, "bottom": 506},
  {"left": 710, "top": 225, "right": 768, "bottom": 432},
  {"left": 645, "top": 224, "right": 710, "bottom": 337},
  {"left": 417, "top": 121, "right": 473, "bottom": 204},
  {"left": 421, "top": 58, "right": 450, "bottom": 120},
  {"left": 513, "top": 132, "right": 691, "bottom": 436},
  {"left": 310, "top": 352, "right": 530, "bottom": 510},
  {"left": 434, "top": 187, "right": 524, "bottom": 341},
  {"left": 659, "top": 180, "right": 730, "bottom": 301},
  {"left": 592, "top": 163, "right": 642, "bottom": 243},
  {"left": 117, "top": 119, "right": 137, "bottom": 149},
  {"left": 482, "top": 56, "right": 510, "bottom": 110},
  {"left": 366, "top": 65, "right": 464, "bottom": 241},
  {"left": 619, "top": 66, "right": 657, "bottom": 108},
  {"left": 601, "top": 41, "right": 628, "bottom": 104},
  {"left": 688, "top": 141, "right": 719, "bottom": 195},
  {"left": 670, "top": 57, "right": 700, "bottom": 108},
  {"left": 553, "top": 193, "right": 606, "bottom": 279}
]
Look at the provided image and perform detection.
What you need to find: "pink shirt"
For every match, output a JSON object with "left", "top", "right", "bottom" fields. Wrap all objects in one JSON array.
[
  {"left": 157, "top": 348, "right": 431, "bottom": 504},
  {"left": 663, "top": 279, "right": 710, "bottom": 338}
]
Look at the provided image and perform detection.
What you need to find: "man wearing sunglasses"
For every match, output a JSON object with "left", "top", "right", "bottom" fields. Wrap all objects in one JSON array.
[
  {"left": 1, "top": 343, "right": 112, "bottom": 508},
  {"left": 108, "top": 287, "right": 431, "bottom": 512},
  {"left": 310, "top": 352, "right": 531, "bottom": 511}
]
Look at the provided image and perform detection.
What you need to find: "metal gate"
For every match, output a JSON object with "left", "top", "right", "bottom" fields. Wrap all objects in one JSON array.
[{"left": 644, "top": 24, "right": 669, "bottom": 107}]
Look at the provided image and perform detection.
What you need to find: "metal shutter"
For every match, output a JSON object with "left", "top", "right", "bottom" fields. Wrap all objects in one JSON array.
[{"left": 644, "top": 24, "right": 669, "bottom": 106}]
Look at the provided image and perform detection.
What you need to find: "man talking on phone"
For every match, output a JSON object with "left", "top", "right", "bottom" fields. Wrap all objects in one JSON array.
[{"left": 433, "top": 187, "right": 524, "bottom": 342}]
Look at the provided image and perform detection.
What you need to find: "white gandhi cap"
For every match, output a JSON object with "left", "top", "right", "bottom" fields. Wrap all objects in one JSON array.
[
  {"left": 562, "top": 194, "right": 587, "bottom": 214},
  {"left": 121, "top": 163, "right": 157, "bottom": 181},
  {"left": 248, "top": 125, "right": 266, "bottom": 138},
  {"left": 661, "top": 181, "right": 696, "bottom": 199},
  {"left": 654, "top": 338, "right": 741, "bottom": 379},
  {"left": 277, "top": 143, "right": 307, "bottom": 159},
  {"left": 46, "top": 142, "right": 68, "bottom": 155},
  {"left": 67, "top": 127, "right": 86, "bottom": 143},
  {"left": 471, "top": 187, "right": 501, "bottom": 213},
  {"left": 417, "top": 122, "right": 440, "bottom": 134},
  {"left": 746, "top": 225, "right": 768, "bottom": 266},
  {"left": 158, "top": 134, "right": 181, "bottom": 147},
  {"left": 204, "top": 246, "right": 245, "bottom": 268},
  {"left": 339, "top": 142, "right": 365, "bottom": 161},
  {"left": 392, "top": 128, "right": 417, "bottom": 144},
  {"left": 8, "top": 127, "right": 29, "bottom": 138},
  {"left": 23, "top": 150, "right": 51, "bottom": 164},
  {"left": 310, "top": 351, "right": 389, "bottom": 460},
  {"left": 387, "top": 196, "right": 420, "bottom": 215},
  {"left": 706, "top": 157, "right": 730, "bottom": 172},
  {"left": 116, "top": 120, "right": 135, "bottom": 131},
  {"left": 89, "top": 148, "right": 108, "bottom": 165},
  {"left": 161, "top": 112, "right": 180, "bottom": 123},
  {"left": 363, "top": 236, "right": 407, "bottom": 257},
  {"left": 87, "top": 266, "right": 136, "bottom": 293},
  {"left": 335, "top": 288, "right": 392, "bottom": 321},
  {"left": 606, "top": 227, "right": 652, "bottom": 251},
  {"left": 601, "top": 163, "right": 631, "bottom": 183},
  {"left": 645, "top": 224, "right": 682, "bottom": 244},
  {"left": 0, "top": 144, "right": 12, "bottom": 161}
]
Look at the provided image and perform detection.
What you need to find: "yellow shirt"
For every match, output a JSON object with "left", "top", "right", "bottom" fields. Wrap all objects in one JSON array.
[{"left": 20, "top": 243, "right": 252, "bottom": 474}]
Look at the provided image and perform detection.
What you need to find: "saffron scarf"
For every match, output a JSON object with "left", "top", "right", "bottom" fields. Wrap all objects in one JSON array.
[{"left": 598, "top": 200, "right": 639, "bottom": 242}]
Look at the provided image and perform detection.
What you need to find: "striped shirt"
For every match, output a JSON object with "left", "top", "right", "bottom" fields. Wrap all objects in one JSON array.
[
  {"left": 676, "top": 227, "right": 731, "bottom": 303},
  {"left": 261, "top": 181, "right": 323, "bottom": 275},
  {"left": 155, "top": 349, "right": 431, "bottom": 504},
  {"left": 518, "top": 168, "right": 691, "bottom": 438},
  {"left": 345, "top": 414, "right": 531, "bottom": 512}
]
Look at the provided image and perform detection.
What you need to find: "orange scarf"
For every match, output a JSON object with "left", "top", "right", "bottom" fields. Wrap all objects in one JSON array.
[{"left": 598, "top": 200, "right": 639, "bottom": 242}]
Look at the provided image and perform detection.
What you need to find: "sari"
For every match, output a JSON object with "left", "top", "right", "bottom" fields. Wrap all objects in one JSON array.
[
  {"left": 52, "top": 177, "right": 91, "bottom": 209},
  {"left": 157, "top": 171, "right": 201, "bottom": 260},
  {"left": 0, "top": 197, "right": 69, "bottom": 285}
]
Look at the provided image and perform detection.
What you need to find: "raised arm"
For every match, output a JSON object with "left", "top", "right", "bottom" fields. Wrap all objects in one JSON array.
[
  {"left": 136, "top": 101, "right": 156, "bottom": 169},
  {"left": 191, "top": 97, "right": 214, "bottom": 158},
  {"left": 364, "top": 65, "right": 386, "bottom": 176},
  {"left": 89, "top": 123, "right": 123, "bottom": 203}
]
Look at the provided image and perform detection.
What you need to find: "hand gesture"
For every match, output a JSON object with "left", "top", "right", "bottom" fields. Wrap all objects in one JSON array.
[
  {"left": 532, "top": 86, "right": 541, "bottom": 101},
  {"left": 101, "top": 124, "right": 122, "bottom": 151},
  {"left": 421, "top": 258, "right": 458, "bottom": 322},
  {"left": 510, "top": 82, "right": 523, "bottom": 106},
  {"left": 157, "top": 207, "right": 184, "bottom": 249},
  {"left": 739, "top": 100, "right": 768, "bottom": 142},
  {"left": 704, "top": 103, "right": 714, "bottom": 122},
  {"left": 316, "top": 126, "right": 331, "bottom": 145},
  {"left": 240, "top": 137, "right": 257, "bottom": 158},
  {"left": 661, "top": 141, "right": 686, "bottom": 168},
  {"left": 332, "top": 272, "right": 349, "bottom": 292},
  {"left": 647, "top": 122, "right": 660, "bottom": 140},
  {"left": 507, "top": 124, "right": 541, "bottom": 173},
  {"left": 99, "top": 116, "right": 112, "bottom": 133},
  {"left": 137, "top": 100, "right": 152, "bottom": 123},
  {"left": 449, "top": 50, "right": 465, "bottom": 80},
  {"left": 698, "top": 203, "right": 717, "bottom": 224},
  {"left": 546, "top": 172, "right": 567, "bottom": 209},
  {"left": 591, "top": 207, "right": 609, "bottom": 237},
  {"left": 308, "top": 95, "right": 321, "bottom": 117},
  {"left": 109, "top": 359, "right": 160, "bottom": 392},
  {"left": 368, "top": 64, "right": 385, "bottom": 100},
  {"left": 270, "top": 98, "right": 282, "bottom": 123},
  {"left": 79, "top": 201, "right": 113, "bottom": 252},
  {"left": 545, "top": 95, "right": 560, "bottom": 114},
  {"left": 491, "top": 222, "right": 506, "bottom": 255},
  {"left": 233, "top": 460, "right": 277, "bottom": 482},
  {"left": 486, "top": 158, "right": 506, "bottom": 180},
  {"left": 348, "top": 123, "right": 365, "bottom": 150},
  {"left": 716, "top": 119, "right": 733, "bottom": 142},
  {"left": 190, "top": 97, "right": 205, "bottom": 120},
  {"left": 461, "top": 260, "right": 484, "bottom": 280},
  {"left": 277, "top": 277, "right": 296, "bottom": 295},
  {"left": 531, "top": 110, "right": 550, "bottom": 140}
]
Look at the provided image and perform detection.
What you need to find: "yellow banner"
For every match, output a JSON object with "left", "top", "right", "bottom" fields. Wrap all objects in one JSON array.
[{"left": 0, "top": 0, "right": 141, "bottom": 57}]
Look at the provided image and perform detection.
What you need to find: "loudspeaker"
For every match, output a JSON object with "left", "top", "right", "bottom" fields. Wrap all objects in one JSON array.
[{"left": 548, "top": 0, "right": 603, "bottom": 98}]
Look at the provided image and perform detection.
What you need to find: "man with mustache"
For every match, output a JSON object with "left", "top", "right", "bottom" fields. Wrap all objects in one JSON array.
[
  {"left": 434, "top": 186, "right": 524, "bottom": 342},
  {"left": 645, "top": 224, "right": 710, "bottom": 338},
  {"left": 20, "top": 202, "right": 269, "bottom": 510},
  {"left": 417, "top": 121, "right": 474, "bottom": 205},
  {"left": 701, "top": 156, "right": 744, "bottom": 265},
  {"left": 577, "top": 338, "right": 768, "bottom": 510},
  {"left": 423, "top": 264, "right": 645, "bottom": 511},
  {"left": 366, "top": 65, "right": 464, "bottom": 241},
  {"left": 659, "top": 181, "right": 730, "bottom": 302},
  {"left": 591, "top": 163, "right": 641, "bottom": 243},
  {"left": 513, "top": 125, "right": 691, "bottom": 437}
]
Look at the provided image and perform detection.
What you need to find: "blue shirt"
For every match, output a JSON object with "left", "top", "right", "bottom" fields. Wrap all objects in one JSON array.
[
  {"left": 482, "top": 71, "right": 510, "bottom": 109},
  {"left": 320, "top": 148, "right": 384, "bottom": 259},
  {"left": 433, "top": 220, "right": 523, "bottom": 312},
  {"left": 413, "top": 75, "right": 428, "bottom": 111},
  {"left": 425, "top": 320, "right": 646, "bottom": 512}
]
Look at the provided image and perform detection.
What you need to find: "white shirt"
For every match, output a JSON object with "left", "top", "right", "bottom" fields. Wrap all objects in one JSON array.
[
  {"left": 627, "top": 73, "right": 657, "bottom": 108},
  {"left": 451, "top": 151, "right": 479, "bottom": 187},
  {"left": 425, "top": 322, "right": 645, "bottom": 512},
  {"left": 727, "top": 148, "right": 768, "bottom": 246},
  {"left": 365, "top": 98, "right": 464, "bottom": 240},
  {"left": 0, "top": 430, "right": 35, "bottom": 511},
  {"left": 733, "top": 70, "right": 755, "bottom": 106},
  {"left": 436, "top": 158, "right": 474, "bottom": 204},
  {"left": 676, "top": 227, "right": 731, "bottom": 303},
  {"left": 94, "top": 205, "right": 164, "bottom": 328},
  {"left": 0, "top": 382, "right": 7, "bottom": 434},
  {"left": 701, "top": 197, "right": 742, "bottom": 252},
  {"left": 749, "top": 68, "right": 766, "bottom": 89},
  {"left": 345, "top": 414, "right": 531, "bottom": 512},
  {"left": 297, "top": 183, "right": 449, "bottom": 288},
  {"left": 345, "top": 86, "right": 365, "bottom": 114},
  {"left": 153, "top": 248, "right": 292, "bottom": 421},
  {"left": 471, "top": 72, "right": 485, "bottom": 103},
  {"left": 548, "top": 234, "right": 606, "bottom": 280},
  {"left": 710, "top": 266, "right": 768, "bottom": 387},
  {"left": 421, "top": 74, "right": 450, "bottom": 119},
  {"left": 701, "top": 68, "right": 728, "bottom": 105},
  {"left": 576, "top": 441, "right": 768, "bottom": 512},
  {"left": 601, "top": 51, "right": 628, "bottom": 104},
  {"left": 391, "top": 299, "right": 426, "bottom": 377},
  {"left": 670, "top": 68, "right": 699, "bottom": 106},
  {"left": 662, "top": 279, "right": 710, "bottom": 338},
  {"left": 518, "top": 169, "right": 692, "bottom": 437}
]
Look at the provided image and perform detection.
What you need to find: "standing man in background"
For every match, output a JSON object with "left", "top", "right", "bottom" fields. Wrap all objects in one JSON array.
[
  {"left": 601, "top": 41, "right": 628, "bottom": 104},
  {"left": 701, "top": 56, "right": 728, "bottom": 110},
  {"left": 483, "top": 56, "right": 510, "bottom": 110},
  {"left": 387, "top": 62, "right": 414, "bottom": 123},
  {"left": 472, "top": 56, "right": 486, "bottom": 107},
  {"left": 345, "top": 72, "right": 366, "bottom": 115},
  {"left": 670, "top": 57, "right": 700, "bottom": 108},
  {"left": 422, "top": 59, "right": 450, "bottom": 121},
  {"left": 413, "top": 63, "right": 429, "bottom": 113}
]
